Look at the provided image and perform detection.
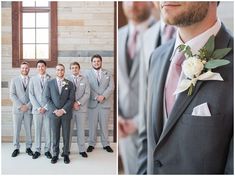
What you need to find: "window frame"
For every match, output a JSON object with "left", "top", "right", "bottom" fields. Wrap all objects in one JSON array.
[{"left": 12, "top": 2, "right": 57, "bottom": 68}]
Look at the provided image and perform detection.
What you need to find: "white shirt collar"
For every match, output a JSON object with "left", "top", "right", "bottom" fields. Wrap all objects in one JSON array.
[
  {"left": 21, "top": 75, "right": 29, "bottom": 79},
  {"left": 56, "top": 77, "right": 64, "bottom": 82},
  {"left": 172, "top": 19, "right": 221, "bottom": 59}
]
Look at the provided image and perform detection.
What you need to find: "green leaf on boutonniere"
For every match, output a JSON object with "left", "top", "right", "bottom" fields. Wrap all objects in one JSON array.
[
  {"left": 177, "top": 44, "right": 193, "bottom": 57},
  {"left": 211, "top": 48, "right": 232, "bottom": 60},
  {"left": 203, "top": 35, "right": 215, "bottom": 57},
  {"left": 205, "top": 59, "right": 230, "bottom": 69}
]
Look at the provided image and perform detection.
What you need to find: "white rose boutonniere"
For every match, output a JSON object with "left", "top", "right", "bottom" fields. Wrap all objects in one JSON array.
[
  {"left": 175, "top": 35, "right": 231, "bottom": 96},
  {"left": 62, "top": 80, "right": 69, "bottom": 90}
]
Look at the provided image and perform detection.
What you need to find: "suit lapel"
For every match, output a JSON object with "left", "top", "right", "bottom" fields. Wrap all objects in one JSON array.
[
  {"left": 156, "top": 23, "right": 231, "bottom": 147},
  {"left": 150, "top": 40, "right": 175, "bottom": 143},
  {"left": 119, "top": 27, "right": 129, "bottom": 81},
  {"left": 129, "top": 54, "right": 140, "bottom": 79},
  {"left": 54, "top": 79, "right": 60, "bottom": 94}
]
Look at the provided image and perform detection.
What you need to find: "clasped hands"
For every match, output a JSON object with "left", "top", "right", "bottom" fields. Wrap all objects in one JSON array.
[
  {"left": 96, "top": 95, "right": 105, "bottom": 103},
  {"left": 53, "top": 109, "right": 65, "bottom": 117}
]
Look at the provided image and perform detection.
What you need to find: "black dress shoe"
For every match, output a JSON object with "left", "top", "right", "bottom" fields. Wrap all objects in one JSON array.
[
  {"left": 51, "top": 156, "right": 58, "bottom": 164},
  {"left": 64, "top": 155, "right": 70, "bottom": 164},
  {"left": 26, "top": 148, "right": 34, "bottom": 156},
  {"left": 79, "top": 152, "right": 88, "bottom": 158},
  {"left": 103, "top": 146, "right": 113, "bottom": 153},
  {"left": 32, "top": 151, "right": 41, "bottom": 159},
  {"left": 61, "top": 151, "right": 70, "bottom": 157},
  {"left": 87, "top": 146, "right": 94, "bottom": 152},
  {"left": 45, "top": 151, "right": 52, "bottom": 159},
  {"left": 11, "top": 149, "right": 20, "bottom": 157}
]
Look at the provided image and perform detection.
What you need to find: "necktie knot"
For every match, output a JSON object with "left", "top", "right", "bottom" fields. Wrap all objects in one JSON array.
[{"left": 163, "top": 25, "right": 176, "bottom": 43}]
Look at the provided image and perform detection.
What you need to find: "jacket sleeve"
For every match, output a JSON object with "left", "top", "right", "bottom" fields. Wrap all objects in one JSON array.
[
  {"left": 102, "top": 73, "right": 114, "bottom": 99},
  {"left": 9, "top": 79, "right": 23, "bottom": 109},
  {"left": 78, "top": 78, "right": 90, "bottom": 105},
  {"left": 29, "top": 79, "right": 41, "bottom": 110}
]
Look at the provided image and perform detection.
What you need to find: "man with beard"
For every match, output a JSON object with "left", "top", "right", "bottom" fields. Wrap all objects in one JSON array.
[
  {"left": 138, "top": 2, "right": 233, "bottom": 174},
  {"left": 45, "top": 64, "right": 74, "bottom": 164},
  {"left": 86, "top": 54, "right": 114, "bottom": 153},
  {"left": 118, "top": 2, "right": 156, "bottom": 174},
  {"left": 10, "top": 62, "right": 34, "bottom": 157}
]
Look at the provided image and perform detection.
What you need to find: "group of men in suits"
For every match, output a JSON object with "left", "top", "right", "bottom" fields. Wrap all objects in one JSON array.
[{"left": 10, "top": 54, "right": 114, "bottom": 164}]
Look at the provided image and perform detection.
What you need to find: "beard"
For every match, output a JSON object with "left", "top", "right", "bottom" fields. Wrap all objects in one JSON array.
[
  {"left": 92, "top": 66, "right": 101, "bottom": 70},
  {"left": 162, "top": 2, "right": 209, "bottom": 27}
]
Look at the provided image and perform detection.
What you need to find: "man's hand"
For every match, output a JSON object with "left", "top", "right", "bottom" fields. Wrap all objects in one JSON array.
[
  {"left": 20, "top": 104, "right": 28, "bottom": 112},
  {"left": 73, "top": 102, "right": 80, "bottom": 110},
  {"left": 38, "top": 107, "right": 46, "bottom": 114},
  {"left": 118, "top": 116, "right": 138, "bottom": 138},
  {"left": 54, "top": 109, "right": 64, "bottom": 117},
  {"left": 97, "top": 95, "right": 105, "bottom": 103}
]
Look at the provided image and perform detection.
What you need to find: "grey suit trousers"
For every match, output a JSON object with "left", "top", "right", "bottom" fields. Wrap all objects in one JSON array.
[
  {"left": 88, "top": 105, "right": 110, "bottom": 147},
  {"left": 33, "top": 112, "right": 51, "bottom": 153},
  {"left": 69, "top": 111, "right": 86, "bottom": 152},
  {"left": 13, "top": 113, "right": 33, "bottom": 149},
  {"left": 51, "top": 116, "right": 71, "bottom": 156}
]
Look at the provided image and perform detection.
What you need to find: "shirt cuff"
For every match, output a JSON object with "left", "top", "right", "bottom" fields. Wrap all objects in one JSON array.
[{"left": 62, "top": 109, "right": 66, "bottom": 114}]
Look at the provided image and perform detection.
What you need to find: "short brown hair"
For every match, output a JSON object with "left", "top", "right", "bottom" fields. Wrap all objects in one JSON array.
[
  {"left": 56, "top": 63, "right": 65, "bottom": 69},
  {"left": 70, "top": 62, "right": 80, "bottom": 69},
  {"left": 91, "top": 54, "right": 102, "bottom": 62}
]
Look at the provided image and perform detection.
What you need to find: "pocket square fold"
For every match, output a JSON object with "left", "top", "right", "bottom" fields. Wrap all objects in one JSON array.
[{"left": 192, "top": 102, "right": 211, "bottom": 117}]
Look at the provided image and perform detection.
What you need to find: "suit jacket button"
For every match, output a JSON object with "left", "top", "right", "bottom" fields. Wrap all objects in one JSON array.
[{"left": 155, "top": 160, "right": 162, "bottom": 167}]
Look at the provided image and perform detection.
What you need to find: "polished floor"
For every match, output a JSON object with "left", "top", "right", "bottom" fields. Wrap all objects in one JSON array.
[{"left": 2, "top": 143, "right": 117, "bottom": 175}]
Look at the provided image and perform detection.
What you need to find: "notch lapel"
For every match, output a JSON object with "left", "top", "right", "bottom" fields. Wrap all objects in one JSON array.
[{"left": 149, "top": 41, "right": 175, "bottom": 143}]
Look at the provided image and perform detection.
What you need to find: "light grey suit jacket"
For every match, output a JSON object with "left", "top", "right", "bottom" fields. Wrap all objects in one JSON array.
[
  {"left": 118, "top": 25, "right": 140, "bottom": 119},
  {"left": 67, "top": 75, "right": 90, "bottom": 113},
  {"left": 44, "top": 78, "right": 75, "bottom": 119},
  {"left": 138, "top": 22, "right": 161, "bottom": 132},
  {"left": 138, "top": 24, "right": 233, "bottom": 174},
  {"left": 29, "top": 74, "right": 51, "bottom": 115},
  {"left": 9, "top": 76, "right": 32, "bottom": 114},
  {"left": 86, "top": 69, "right": 114, "bottom": 109}
]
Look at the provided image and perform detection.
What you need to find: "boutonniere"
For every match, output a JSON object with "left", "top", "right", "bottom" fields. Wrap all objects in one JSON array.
[
  {"left": 62, "top": 80, "right": 69, "bottom": 89},
  {"left": 175, "top": 35, "right": 231, "bottom": 96}
]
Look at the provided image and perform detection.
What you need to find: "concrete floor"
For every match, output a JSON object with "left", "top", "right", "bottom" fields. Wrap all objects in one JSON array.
[{"left": 2, "top": 142, "right": 117, "bottom": 175}]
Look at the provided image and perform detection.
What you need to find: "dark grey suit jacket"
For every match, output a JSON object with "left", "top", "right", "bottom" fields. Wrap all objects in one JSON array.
[
  {"left": 44, "top": 78, "right": 75, "bottom": 119},
  {"left": 138, "top": 24, "right": 233, "bottom": 174}
]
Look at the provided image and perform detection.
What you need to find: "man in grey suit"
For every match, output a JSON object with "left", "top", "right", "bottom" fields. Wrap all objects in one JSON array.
[
  {"left": 29, "top": 60, "right": 52, "bottom": 159},
  {"left": 86, "top": 54, "right": 114, "bottom": 153},
  {"left": 10, "top": 61, "right": 34, "bottom": 157},
  {"left": 45, "top": 64, "right": 75, "bottom": 164},
  {"left": 138, "top": 2, "right": 233, "bottom": 174},
  {"left": 68, "top": 62, "right": 90, "bottom": 158},
  {"left": 118, "top": 2, "right": 156, "bottom": 174}
]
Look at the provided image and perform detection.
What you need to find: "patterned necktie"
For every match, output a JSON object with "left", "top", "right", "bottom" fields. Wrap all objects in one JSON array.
[
  {"left": 97, "top": 71, "right": 101, "bottom": 86},
  {"left": 128, "top": 29, "right": 139, "bottom": 59},
  {"left": 41, "top": 76, "right": 44, "bottom": 89},
  {"left": 165, "top": 52, "right": 185, "bottom": 116},
  {"left": 23, "top": 77, "right": 27, "bottom": 90},
  {"left": 58, "top": 80, "right": 62, "bottom": 94},
  {"left": 162, "top": 25, "right": 176, "bottom": 44}
]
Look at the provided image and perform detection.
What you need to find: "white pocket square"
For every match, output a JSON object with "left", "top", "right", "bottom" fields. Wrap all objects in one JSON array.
[{"left": 192, "top": 102, "right": 211, "bottom": 117}]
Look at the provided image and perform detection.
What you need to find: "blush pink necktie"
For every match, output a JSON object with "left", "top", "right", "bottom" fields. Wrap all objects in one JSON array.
[
  {"left": 128, "top": 29, "right": 139, "bottom": 59},
  {"left": 163, "top": 25, "right": 176, "bottom": 44},
  {"left": 165, "top": 52, "right": 185, "bottom": 116}
]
